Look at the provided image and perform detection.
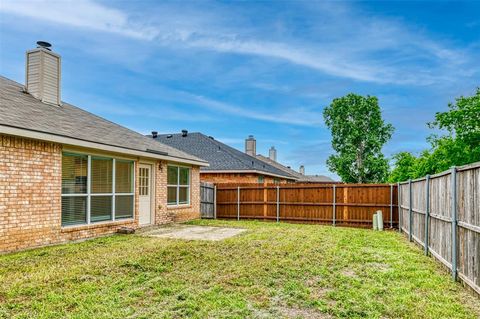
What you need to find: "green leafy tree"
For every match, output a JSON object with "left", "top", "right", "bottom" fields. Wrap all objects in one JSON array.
[
  {"left": 387, "top": 152, "right": 418, "bottom": 182},
  {"left": 323, "top": 94, "right": 394, "bottom": 183},
  {"left": 389, "top": 88, "right": 480, "bottom": 182}
]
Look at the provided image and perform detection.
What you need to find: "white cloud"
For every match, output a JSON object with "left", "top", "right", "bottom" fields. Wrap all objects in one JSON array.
[
  {"left": 189, "top": 94, "right": 324, "bottom": 126},
  {"left": 1, "top": 0, "right": 472, "bottom": 86},
  {"left": 0, "top": 0, "right": 157, "bottom": 39}
]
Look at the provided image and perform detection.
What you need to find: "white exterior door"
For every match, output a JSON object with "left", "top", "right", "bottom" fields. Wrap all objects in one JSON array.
[{"left": 138, "top": 164, "right": 152, "bottom": 226}]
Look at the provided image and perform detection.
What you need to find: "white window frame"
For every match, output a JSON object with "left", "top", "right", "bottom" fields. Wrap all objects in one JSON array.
[
  {"left": 61, "top": 152, "right": 135, "bottom": 227},
  {"left": 167, "top": 165, "right": 191, "bottom": 206}
]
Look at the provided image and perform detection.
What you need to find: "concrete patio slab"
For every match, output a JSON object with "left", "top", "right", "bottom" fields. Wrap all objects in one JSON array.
[{"left": 141, "top": 224, "right": 247, "bottom": 241}]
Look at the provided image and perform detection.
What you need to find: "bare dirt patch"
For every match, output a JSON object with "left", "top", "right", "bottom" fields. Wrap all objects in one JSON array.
[{"left": 141, "top": 224, "right": 247, "bottom": 241}]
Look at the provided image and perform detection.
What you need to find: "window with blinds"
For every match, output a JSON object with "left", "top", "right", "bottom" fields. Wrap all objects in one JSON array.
[
  {"left": 61, "top": 153, "right": 134, "bottom": 226},
  {"left": 167, "top": 165, "right": 190, "bottom": 205}
]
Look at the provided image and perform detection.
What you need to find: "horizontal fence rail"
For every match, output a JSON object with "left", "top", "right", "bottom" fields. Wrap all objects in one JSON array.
[
  {"left": 214, "top": 183, "right": 398, "bottom": 228},
  {"left": 398, "top": 161, "right": 480, "bottom": 295}
]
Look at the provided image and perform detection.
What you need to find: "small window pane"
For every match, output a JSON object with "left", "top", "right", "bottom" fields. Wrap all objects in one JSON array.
[
  {"left": 91, "top": 158, "right": 113, "bottom": 193},
  {"left": 167, "top": 186, "right": 177, "bottom": 204},
  {"left": 91, "top": 196, "right": 112, "bottom": 222},
  {"left": 179, "top": 168, "right": 189, "bottom": 185},
  {"left": 139, "top": 167, "right": 149, "bottom": 196},
  {"left": 116, "top": 195, "right": 133, "bottom": 219},
  {"left": 62, "top": 154, "right": 87, "bottom": 194},
  {"left": 179, "top": 187, "right": 189, "bottom": 204},
  {"left": 116, "top": 161, "right": 133, "bottom": 193},
  {"left": 167, "top": 166, "right": 178, "bottom": 185},
  {"left": 62, "top": 196, "right": 87, "bottom": 226},
  {"left": 258, "top": 175, "right": 264, "bottom": 183}
]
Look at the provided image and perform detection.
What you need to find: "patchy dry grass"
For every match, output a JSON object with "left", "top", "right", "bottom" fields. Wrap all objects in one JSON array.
[{"left": 0, "top": 220, "right": 478, "bottom": 318}]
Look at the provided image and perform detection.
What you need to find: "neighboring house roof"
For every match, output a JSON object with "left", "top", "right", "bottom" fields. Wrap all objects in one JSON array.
[
  {"left": 256, "top": 154, "right": 334, "bottom": 182},
  {"left": 152, "top": 132, "right": 297, "bottom": 180},
  {"left": 0, "top": 76, "right": 207, "bottom": 166}
]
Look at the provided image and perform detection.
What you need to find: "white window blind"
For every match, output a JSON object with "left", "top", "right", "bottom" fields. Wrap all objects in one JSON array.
[{"left": 61, "top": 153, "right": 134, "bottom": 226}]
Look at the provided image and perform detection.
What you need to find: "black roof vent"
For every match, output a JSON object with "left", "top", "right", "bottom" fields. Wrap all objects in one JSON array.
[
  {"left": 36, "top": 41, "right": 52, "bottom": 51},
  {"left": 208, "top": 136, "right": 214, "bottom": 140},
  {"left": 166, "top": 134, "right": 173, "bottom": 138},
  {"left": 181, "top": 129, "right": 188, "bottom": 137},
  {"left": 151, "top": 131, "right": 158, "bottom": 138}
]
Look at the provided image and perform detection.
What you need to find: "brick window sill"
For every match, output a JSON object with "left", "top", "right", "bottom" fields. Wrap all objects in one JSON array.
[
  {"left": 60, "top": 219, "right": 135, "bottom": 233},
  {"left": 167, "top": 204, "right": 192, "bottom": 210}
]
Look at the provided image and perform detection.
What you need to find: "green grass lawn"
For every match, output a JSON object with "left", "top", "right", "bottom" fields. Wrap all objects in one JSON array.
[{"left": 1, "top": 220, "right": 478, "bottom": 319}]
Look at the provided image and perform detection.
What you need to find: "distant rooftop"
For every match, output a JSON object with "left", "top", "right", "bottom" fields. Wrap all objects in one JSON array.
[
  {"left": 151, "top": 132, "right": 297, "bottom": 180},
  {"left": 255, "top": 154, "right": 334, "bottom": 182}
]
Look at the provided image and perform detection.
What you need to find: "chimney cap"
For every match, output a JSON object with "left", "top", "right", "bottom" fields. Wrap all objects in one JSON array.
[
  {"left": 36, "top": 41, "right": 52, "bottom": 50},
  {"left": 151, "top": 131, "right": 158, "bottom": 138},
  {"left": 248, "top": 135, "right": 255, "bottom": 139},
  {"left": 181, "top": 129, "right": 188, "bottom": 137}
]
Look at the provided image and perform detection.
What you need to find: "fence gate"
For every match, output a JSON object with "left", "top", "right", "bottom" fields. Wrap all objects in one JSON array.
[{"left": 200, "top": 182, "right": 215, "bottom": 218}]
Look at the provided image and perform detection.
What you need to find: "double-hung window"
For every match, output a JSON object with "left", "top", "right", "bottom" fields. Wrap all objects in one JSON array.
[
  {"left": 61, "top": 152, "right": 134, "bottom": 226},
  {"left": 167, "top": 166, "right": 190, "bottom": 205}
]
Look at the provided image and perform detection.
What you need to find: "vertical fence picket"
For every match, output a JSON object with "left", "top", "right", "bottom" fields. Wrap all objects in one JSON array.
[
  {"left": 389, "top": 184, "right": 393, "bottom": 228},
  {"left": 214, "top": 185, "right": 217, "bottom": 219},
  {"left": 451, "top": 167, "right": 457, "bottom": 280},
  {"left": 276, "top": 186, "right": 280, "bottom": 223},
  {"left": 424, "top": 175, "right": 430, "bottom": 255},
  {"left": 332, "top": 185, "right": 336, "bottom": 226},
  {"left": 398, "top": 182, "right": 401, "bottom": 233},
  {"left": 409, "top": 179, "right": 412, "bottom": 242},
  {"left": 237, "top": 186, "right": 240, "bottom": 221}
]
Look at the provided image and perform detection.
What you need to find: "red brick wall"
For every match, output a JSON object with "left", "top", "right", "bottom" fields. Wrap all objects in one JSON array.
[
  {"left": 0, "top": 135, "right": 201, "bottom": 253},
  {"left": 154, "top": 163, "right": 201, "bottom": 224}
]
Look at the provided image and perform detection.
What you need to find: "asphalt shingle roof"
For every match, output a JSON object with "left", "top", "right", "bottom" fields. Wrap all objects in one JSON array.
[
  {"left": 153, "top": 132, "right": 297, "bottom": 179},
  {"left": 0, "top": 76, "right": 206, "bottom": 164},
  {"left": 256, "top": 154, "right": 334, "bottom": 182}
]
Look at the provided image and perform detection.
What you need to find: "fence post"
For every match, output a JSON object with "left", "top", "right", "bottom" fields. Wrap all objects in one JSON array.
[
  {"left": 424, "top": 175, "right": 430, "bottom": 255},
  {"left": 398, "top": 182, "right": 401, "bottom": 233},
  {"left": 451, "top": 167, "right": 457, "bottom": 281},
  {"left": 276, "top": 186, "right": 280, "bottom": 223},
  {"left": 409, "top": 179, "right": 413, "bottom": 242},
  {"left": 389, "top": 184, "right": 393, "bottom": 228},
  {"left": 332, "top": 185, "right": 336, "bottom": 226},
  {"left": 214, "top": 185, "right": 217, "bottom": 220},
  {"left": 237, "top": 186, "right": 240, "bottom": 221}
]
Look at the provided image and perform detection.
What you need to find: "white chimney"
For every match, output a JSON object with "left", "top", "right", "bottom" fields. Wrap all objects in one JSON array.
[
  {"left": 269, "top": 146, "right": 277, "bottom": 161},
  {"left": 299, "top": 165, "right": 305, "bottom": 175},
  {"left": 245, "top": 135, "right": 256, "bottom": 156},
  {"left": 25, "top": 41, "right": 61, "bottom": 106}
]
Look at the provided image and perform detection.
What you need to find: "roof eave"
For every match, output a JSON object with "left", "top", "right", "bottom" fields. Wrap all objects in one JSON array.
[
  {"left": 200, "top": 169, "right": 297, "bottom": 180},
  {"left": 0, "top": 124, "right": 209, "bottom": 167}
]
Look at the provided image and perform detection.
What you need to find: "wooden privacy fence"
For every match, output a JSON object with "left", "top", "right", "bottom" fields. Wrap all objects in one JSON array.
[
  {"left": 398, "top": 161, "right": 480, "bottom": 295},
  {"left": 214, "top": 183, "right": 398, "bottom": 228},
  {"left": 200, "top": 182, "right": 216, "bottom": 219}
]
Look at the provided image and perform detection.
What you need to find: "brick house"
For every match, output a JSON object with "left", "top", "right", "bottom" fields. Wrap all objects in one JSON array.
[
  {"left": 150, "top": 131, "right": 297, "bottom": 184},
  {"left": 0, "top": 42, "right": 208, "bottom": 253}
]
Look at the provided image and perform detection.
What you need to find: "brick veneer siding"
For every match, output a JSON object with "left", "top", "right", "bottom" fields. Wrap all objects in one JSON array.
[
  {"left": 0, "top": 135, "right": 201, "bottom": 253},
  {"left": 200, "top": 172, "right": 291, "bottom": 184},
  {"left": 155, "top": 163, "right": 201, "bottom": 224}
]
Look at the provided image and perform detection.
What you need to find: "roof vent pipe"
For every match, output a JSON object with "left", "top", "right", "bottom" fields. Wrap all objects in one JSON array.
[
  {"left": 151, "top": 131, "right": 158, "bottom": 138},
  {"left": 181, "top": 129, "right": 188, "bottom": 137}
]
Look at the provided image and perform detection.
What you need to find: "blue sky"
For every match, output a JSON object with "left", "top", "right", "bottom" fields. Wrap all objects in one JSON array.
[{"left": 1, "top": 0, "right": 479, "bottom": 179}]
